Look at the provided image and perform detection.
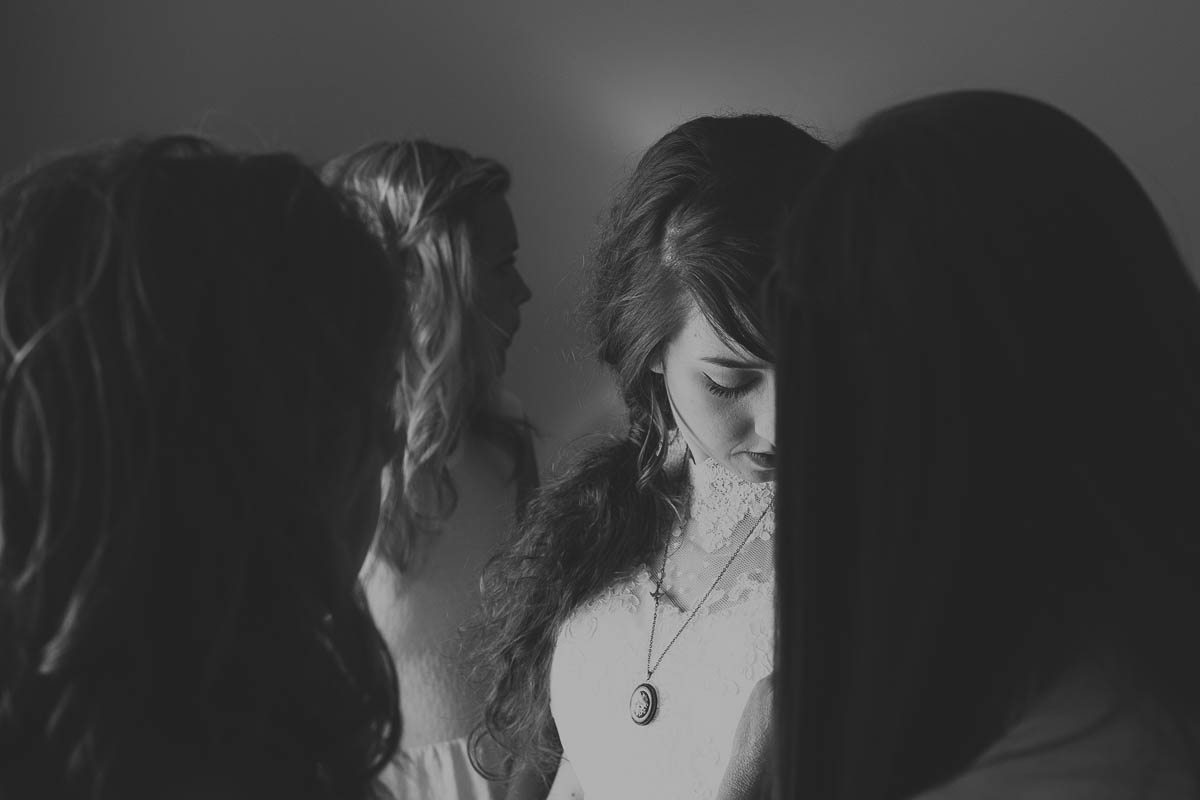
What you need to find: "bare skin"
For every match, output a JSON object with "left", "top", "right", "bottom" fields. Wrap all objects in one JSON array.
[{"left": 544, "top": 759, "right": 583, "bottom": 800}]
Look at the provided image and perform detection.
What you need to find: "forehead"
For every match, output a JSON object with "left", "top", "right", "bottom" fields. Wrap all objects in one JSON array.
[
  {"left": 667, "top": 301, "right": 757, "bottom": 361},
  {"left": 470, "top": 193, "right": 517, "bottom": 253}
]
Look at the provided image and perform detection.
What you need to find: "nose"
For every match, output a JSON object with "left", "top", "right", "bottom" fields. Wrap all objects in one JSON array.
[
  {"left": 513, "top": 270, "right": 532, "bottom": 306},
  {"left": 754, "top": 374, "right": 776, "bottom": 449}
]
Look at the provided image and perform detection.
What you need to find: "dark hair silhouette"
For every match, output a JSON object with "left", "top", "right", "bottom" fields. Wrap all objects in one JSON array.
[
  {"left": 0, "top": 136, "right": 403, "bottom": 799},
  {"left": 774, "top": 90, "right": 1200, "bottom": 800},
  {"left": 472, "top": 113, "right": 829, "bottom": 776}
]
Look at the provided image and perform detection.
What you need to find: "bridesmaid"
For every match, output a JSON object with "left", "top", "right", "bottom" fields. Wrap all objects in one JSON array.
[{"left": 324, "top": 140, "right": 536, "bottom": 800}]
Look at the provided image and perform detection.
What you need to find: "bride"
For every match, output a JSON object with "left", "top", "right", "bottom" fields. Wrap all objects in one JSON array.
[{"left": 472, "top": 114, "right": 829, "bottom": 800}]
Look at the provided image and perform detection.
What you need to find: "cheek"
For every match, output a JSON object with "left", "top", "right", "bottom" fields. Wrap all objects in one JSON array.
[
  {"left": 702, "top": 399, "right": 755, "bottom": 444},
  {"left": 479, "top": 285, "right": 512, "bottom": 330},
  {"left": 671, "top": 379, "right": 753, "bottom": 447}
]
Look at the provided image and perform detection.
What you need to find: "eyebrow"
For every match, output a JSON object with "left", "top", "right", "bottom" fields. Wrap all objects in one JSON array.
[{"left": 701, "top": 355, "right": 770, "bottom": 369}]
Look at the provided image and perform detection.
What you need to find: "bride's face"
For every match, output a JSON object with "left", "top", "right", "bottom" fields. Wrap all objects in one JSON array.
[{"left": 654, "top": 302, "right": 776, "bottom": 483}]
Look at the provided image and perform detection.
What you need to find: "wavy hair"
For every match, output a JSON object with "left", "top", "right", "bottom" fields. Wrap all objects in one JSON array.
[
  {"left": 323, "top": 140, "right": 530, "bottom": 575},
  {"left": 0, "top": 136, "right": 402, "bottom": 799},
  {"left": 774, "top": 90, "right": 1200, "bottom": 799},
  {"left": 470, "top": 114, "right": 830, "bottom": 776}
]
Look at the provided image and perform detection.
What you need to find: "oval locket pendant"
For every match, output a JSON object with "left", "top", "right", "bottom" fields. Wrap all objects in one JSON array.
[{"left": 630, "top": 682, "right": 658, "bottom": 725}]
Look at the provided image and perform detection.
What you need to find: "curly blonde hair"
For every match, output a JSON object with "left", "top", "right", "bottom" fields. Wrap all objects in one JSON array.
[{"left": 323, "top": 140, "right": 531, "bottom": 574}]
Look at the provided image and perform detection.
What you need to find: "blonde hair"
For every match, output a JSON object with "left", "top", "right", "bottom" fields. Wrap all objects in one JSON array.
[{"left": 323, "top": 140, "right": 529, "bottom": 573}]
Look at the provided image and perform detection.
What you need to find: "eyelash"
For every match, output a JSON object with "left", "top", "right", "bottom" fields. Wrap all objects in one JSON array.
[{"left": 703, "top": 373, "right": 756, "bottom": 399}]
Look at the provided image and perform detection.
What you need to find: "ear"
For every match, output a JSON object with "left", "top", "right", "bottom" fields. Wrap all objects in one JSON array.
[{"left": 649, "top": 360, "right": 664, "bottom": 375}]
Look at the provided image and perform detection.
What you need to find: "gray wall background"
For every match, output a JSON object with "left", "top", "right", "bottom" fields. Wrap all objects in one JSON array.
[{"left": 3, "top": 0, "right": 1197, "bottom": 468}]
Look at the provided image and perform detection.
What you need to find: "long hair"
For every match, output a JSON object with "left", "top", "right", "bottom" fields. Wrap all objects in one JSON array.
[
  {"left": 323, "top": 140, "right": 530, "bottom": 575},
  {"left": 774, "top": 90, "right": 1200, "bottom": 800},
  {"left": 472, "top": 114, "right": 830, "bottom": 776},
  {"left": 0, "top": 136, "right": 403, "bottom": 799}
]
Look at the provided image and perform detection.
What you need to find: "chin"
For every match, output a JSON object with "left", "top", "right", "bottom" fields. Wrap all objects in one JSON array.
[
  {"left": 713, "top": 457, "right": 771, "bottom": 484},
  {"left": 730, "top": 456, "right": 777, "bottom": 483}
]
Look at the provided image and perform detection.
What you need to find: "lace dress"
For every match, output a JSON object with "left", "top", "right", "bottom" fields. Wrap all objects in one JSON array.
[{"left": 549, "top": 454, "right": 775, "bottom": 800}]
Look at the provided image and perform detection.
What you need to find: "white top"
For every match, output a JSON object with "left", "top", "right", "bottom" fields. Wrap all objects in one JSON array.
[
  {"left": 379, "top": 738, "right": 504, "bottom": 800},
  {"left": 363, "top": 391, "right": 529, "bottom": 800},
  {"left": 549, "top": 453, "right": 775, "bottom": 800}
]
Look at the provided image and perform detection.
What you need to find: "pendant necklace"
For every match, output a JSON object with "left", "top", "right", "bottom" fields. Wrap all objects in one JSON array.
[{"left": 629, "top": 502, "right": 772, "bottom": 726}]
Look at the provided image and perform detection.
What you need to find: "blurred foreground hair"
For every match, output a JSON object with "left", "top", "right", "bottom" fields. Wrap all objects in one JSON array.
[
  {"left": 0, "top": 136, "right": 402, "bottom": 799},
  {"left": 775, "top": 90, "right": 1200, "bottom": 800}
]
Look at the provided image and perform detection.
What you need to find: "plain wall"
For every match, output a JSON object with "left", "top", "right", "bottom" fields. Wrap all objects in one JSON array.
[{"left": 4, "top": 0, "right": 1197, "bottom": 468}]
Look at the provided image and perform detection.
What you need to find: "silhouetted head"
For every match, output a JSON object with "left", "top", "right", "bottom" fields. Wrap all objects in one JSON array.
[
  {"left": 776, "top": 90, "right": 1200, "bottom": 799},
  {"left": 0, "top": 136, "right": 403, "bottom": 799}
]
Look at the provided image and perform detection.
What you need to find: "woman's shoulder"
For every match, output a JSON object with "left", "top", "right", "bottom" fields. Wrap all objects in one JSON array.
[{"left": 915, "top": 679, "right": 1196, "bottom": 800}]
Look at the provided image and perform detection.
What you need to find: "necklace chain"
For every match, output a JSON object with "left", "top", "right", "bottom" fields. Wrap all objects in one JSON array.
[{"left": 645, "top": 503, "right": 771, "bottom": 680}]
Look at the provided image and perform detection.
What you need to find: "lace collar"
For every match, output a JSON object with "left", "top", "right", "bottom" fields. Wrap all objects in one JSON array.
[{"left": 680, "top": 448, "right": 776, "bottom": 554}]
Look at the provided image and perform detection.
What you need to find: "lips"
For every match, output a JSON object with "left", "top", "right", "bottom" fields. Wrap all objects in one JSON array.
[
  {"left": 503, "top": 317, "right": 520, "bottom": 345},
  {"left": 745, "top": 451, "right": 776, "bottom": 469}
]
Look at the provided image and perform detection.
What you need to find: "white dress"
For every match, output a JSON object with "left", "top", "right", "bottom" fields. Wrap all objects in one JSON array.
[
  {"left": 363, "top": 392, "right": 531, "bottom": 800},
  {"left": 549, "top": 454, "right": 775, "bottom": 800}
]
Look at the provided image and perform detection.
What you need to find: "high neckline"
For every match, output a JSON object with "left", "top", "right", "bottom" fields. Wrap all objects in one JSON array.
[{"left": 683, "top": 454, "right": 776, "bottom": 554}]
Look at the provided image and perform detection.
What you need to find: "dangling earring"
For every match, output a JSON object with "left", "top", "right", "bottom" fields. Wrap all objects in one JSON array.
[{"left": 634, "top": 385, "right": 672, "bottom": 488}]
